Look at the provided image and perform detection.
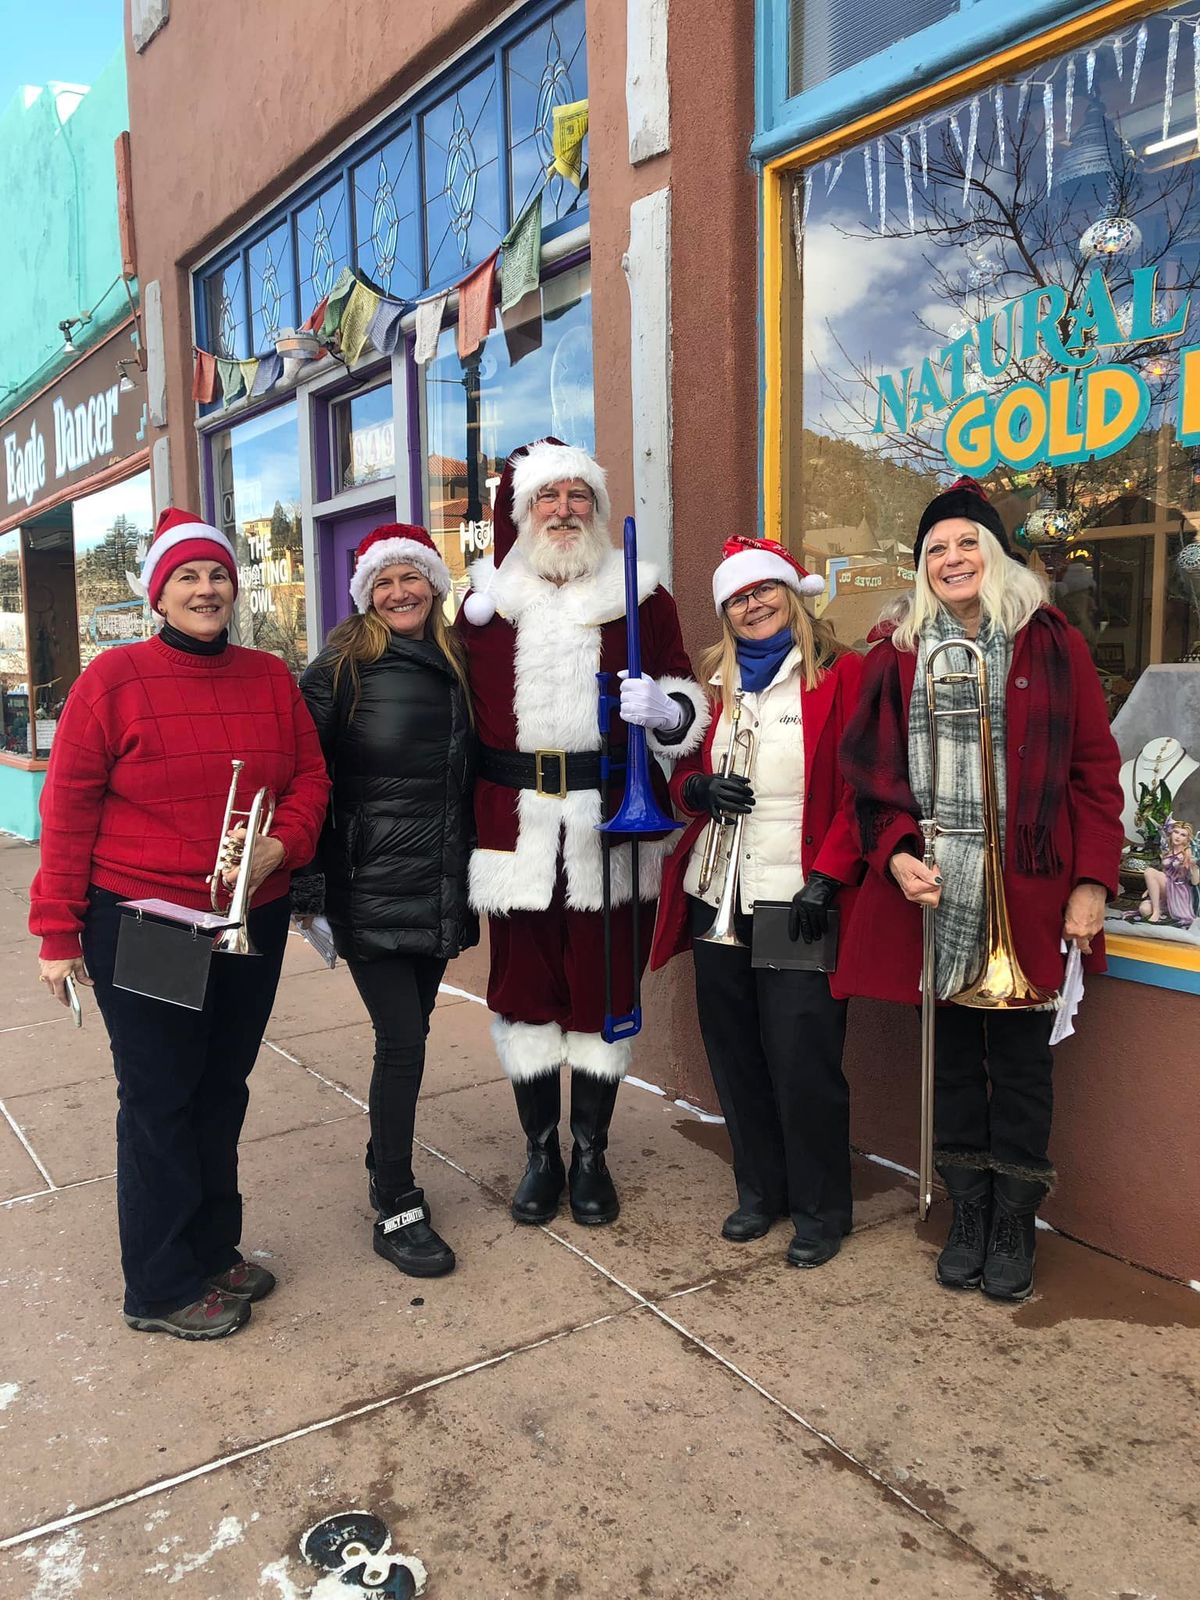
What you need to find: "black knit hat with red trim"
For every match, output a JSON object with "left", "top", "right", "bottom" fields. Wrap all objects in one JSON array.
[{"left": 914, "top": 476, "right": 1011, "bottom": 567}]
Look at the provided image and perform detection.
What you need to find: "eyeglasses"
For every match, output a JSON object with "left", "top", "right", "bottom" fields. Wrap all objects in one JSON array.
[
  {"left": 535, "top": 487, "right": 595, "bottom": 509},
  {"left": 724, "top": 581, "right": 782, "bottom": 612}
]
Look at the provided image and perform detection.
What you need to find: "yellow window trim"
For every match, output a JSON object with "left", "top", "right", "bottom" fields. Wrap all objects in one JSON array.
[{"left": 1105, "top": 933, "right": 1200, "bottom": 973}]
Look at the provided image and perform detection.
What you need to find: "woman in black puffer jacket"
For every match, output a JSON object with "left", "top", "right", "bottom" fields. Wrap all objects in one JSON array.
[{"left": 299, "top": 524, "right": 475, "bottom": 1279}]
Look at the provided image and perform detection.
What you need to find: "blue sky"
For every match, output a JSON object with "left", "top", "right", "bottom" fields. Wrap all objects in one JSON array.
[{"left": 3, "top": 2, "right": 123, "bottom": 104}]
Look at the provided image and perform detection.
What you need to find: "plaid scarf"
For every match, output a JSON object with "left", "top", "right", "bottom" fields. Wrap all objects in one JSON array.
[{"left": 842, "top": 606, "right": 1075, "bottom": 937}]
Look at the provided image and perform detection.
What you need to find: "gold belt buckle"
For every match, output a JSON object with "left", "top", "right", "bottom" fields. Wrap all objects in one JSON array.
[{"left": 534, "top": 748, "right": 567, "bottom": 799}]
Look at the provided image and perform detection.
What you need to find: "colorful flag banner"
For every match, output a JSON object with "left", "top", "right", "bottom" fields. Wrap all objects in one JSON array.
[
  {"left": 501, "top": 288, "right": 543, "bottom": 367},
  {"left": 321, "top": 267, "right": 357, "bottom": 340},
  {"left": 216, "top": 358, "right": 245, "bottom": 405},
  {"left": 367, "top": 297, "right": 407, "bottom": 356},
  {"left": 547, "top": 98, "right": 589, "bottom": 185},
  {"left": 339, "top": 280, "right": 382, "bottom": 364},
  {"left": 239, "top": 358, "right": 260, "bottom": 398},
  {"left": 414, "top": 291, "right": 449, "bottom": 365},
  {"left": 250, "top": 352, "right": 283, "bottom": 397},
  {"left": 457, "top": 252, "right": 498, "bottom": 361},
  {"left": 192, "top": 349, "right": 217, "bottom": 404},
  {"left": 500, "top": 192, "right": 543, "bottom": 312},
  {"left": 302, "top": 295, "right": 329, "bottom": 334}
]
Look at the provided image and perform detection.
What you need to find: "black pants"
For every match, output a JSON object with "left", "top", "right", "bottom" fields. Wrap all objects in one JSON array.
[
  {"left": 346, "top": 953, "right": 447, "bottom": 1202},
  {"left": 82, "top": 887, "right": 289, "bottom": 1318},
  {"left": 934, "top": 1007, "right": 1055, "bottom": 1171},
  {"left": 689, "top": 898, "right": 852, "bottom": 1243}
]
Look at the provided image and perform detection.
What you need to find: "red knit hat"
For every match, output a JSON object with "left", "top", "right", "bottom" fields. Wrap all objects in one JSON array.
[
  {"left": 712, "top": 535, "right": 824, "bottom": 613},
  {"left": 140, "top": 507, "right": 239, "bottom": 612},
  {"left": 350, "top": 523, "right": 451, "bottom": 614}
]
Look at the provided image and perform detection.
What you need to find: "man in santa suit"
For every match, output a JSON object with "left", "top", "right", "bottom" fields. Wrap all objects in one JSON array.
[{"left": 458, "top": 439, "right": 708, "bottom": 1227}]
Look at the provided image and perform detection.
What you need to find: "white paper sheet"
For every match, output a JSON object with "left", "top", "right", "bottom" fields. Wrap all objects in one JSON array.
[
  {"left": 1049, "top": 942, "right": 1084, "bottom": 1046},
  {"left": 293, "top": 914, "right": 338, "bottom": 968}
]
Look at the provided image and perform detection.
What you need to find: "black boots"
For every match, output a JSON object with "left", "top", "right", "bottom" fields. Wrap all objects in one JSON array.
[
  {"left": 510, "top": 1073, "right": 567, "bottom": 1224},
  {"left": 982, "top": 1170, "right": 1050, "bottom": 1302},
  {"left": 567, "top": 1069, "right": 620, "bottom": 1226},
  {"left": 372, "top": 1186, "right": 455, "bottom": 1278},
  {"left": 935, "top": 1160, "right": 992, "bottom": 1291}
]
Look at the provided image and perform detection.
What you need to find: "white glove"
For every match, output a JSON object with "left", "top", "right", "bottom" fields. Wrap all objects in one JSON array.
[{"left": 618, "top": 669, "right": 684, "bottom": 732}]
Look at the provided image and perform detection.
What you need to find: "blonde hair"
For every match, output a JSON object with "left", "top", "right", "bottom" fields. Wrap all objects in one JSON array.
[
  {"left": 325, "top": 602, "right": 472, "bottom": 721},
  {"left": 699, "top": 585, "right": 843, "bottom": 717},
  {"left": 889, "top": 521, "right": 1048, "bottom": 653}
]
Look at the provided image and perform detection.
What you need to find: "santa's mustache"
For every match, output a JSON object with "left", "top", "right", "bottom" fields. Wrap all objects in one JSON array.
[{"left": 541, "top": 516, "right": 586, "bottom": 533}]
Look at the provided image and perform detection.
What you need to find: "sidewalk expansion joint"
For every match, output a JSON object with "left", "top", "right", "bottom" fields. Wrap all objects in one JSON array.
[{"left": 0, "top": 1096, "right": 55, "bottom": 1189}]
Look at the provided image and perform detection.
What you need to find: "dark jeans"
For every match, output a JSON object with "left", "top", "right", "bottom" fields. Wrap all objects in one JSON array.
[
  {"left": 346, "top": 952, "right": 447, "bottom": 1202},
  {"left": 934, "top": 1006, "right": 1055, "bottom": 1171},
  {"left": 689, "top": 897, "right": 852, "bottom": 1243},
  {"left": 82, "top": 887, "right": 289, "bottom": 1317}
]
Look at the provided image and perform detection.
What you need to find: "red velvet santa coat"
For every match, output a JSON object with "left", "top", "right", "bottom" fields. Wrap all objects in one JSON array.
[
  {"left": 832, "top": 617, "right": 1124, "bottom": 1005},
  {"left": 650, "top": 649, "right": 865, "bottom": 970},
  {"left": 457, "top": 545, "right": 708, "bottom": 915}
]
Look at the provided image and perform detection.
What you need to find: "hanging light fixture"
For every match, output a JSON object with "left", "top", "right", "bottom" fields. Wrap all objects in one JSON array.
[
  {"left": 1058, "top": 95, "right": 1118, "bottom": 184},
  {"left": 59, "top": 319, "right": 78, "bottom": 355},
  {"left": 116, "top": 358, "right": 139, "bottom": 394}
]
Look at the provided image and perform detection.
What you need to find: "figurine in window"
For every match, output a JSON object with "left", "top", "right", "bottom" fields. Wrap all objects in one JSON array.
[{"left": 1131, "top": 816, "right": 1200, "bottom": 929}]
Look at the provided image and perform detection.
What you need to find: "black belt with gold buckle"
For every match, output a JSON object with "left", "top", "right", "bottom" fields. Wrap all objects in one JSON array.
[{"left": 478, "top": 745, "right": 603, "bottom": 799}]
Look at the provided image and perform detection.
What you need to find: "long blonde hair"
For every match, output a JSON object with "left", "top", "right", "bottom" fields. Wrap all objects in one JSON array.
[
  {"left": 699, "top": 586, "right": 843, "bottom": 717},
  {"left": 325, "top": 601, "right": 472, "bottom": 721},
  {"left": 889, "top": 521, "right": 1048, "bottom": 653}
]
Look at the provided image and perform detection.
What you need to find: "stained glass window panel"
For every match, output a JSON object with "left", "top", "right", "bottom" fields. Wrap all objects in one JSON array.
[
  {"left": 297, "top": 181, "right": 350, "bottom": 323},
  {"left": 422, "top": 64, "right": 503, "bottom": 288},
  {"left": 507, "top": 0, "right": 588, "bottom": 225},
  {"left": 352, "top": 131, "right": 420, "bottom": 301},
  {"left": 249, "top": 222, "right": 295, "bottom": 354},
  {"left": 203, "top": 259, "right": 247, "bottom": 360}
]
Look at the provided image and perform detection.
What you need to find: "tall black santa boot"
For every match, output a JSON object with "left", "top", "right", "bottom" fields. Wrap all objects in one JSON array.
[
  {"left": 981, "top": 1166, "right": 1053, "bottom": 1302},
  {"left": 568, "top": 1069, "right": 620, "bottom": 1225},
  {"left": 934, "top": 1153, "right": 992, "bottom": 1291},
  {"left": 510, "top": 1072, "right": 567, "bottom": 1224}
]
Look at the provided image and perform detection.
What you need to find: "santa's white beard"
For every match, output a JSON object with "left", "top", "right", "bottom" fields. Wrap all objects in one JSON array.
[{"left": 517, "top": 514, "right": 611, "bottom": 581}]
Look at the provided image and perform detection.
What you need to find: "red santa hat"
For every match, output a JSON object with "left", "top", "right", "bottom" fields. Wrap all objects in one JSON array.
[
  {"left": 140, "top": 507, "right": 239, "bottom": 612},
  {"left": 712, "top": 535, "right": 824, "bottom": 613},
  {"left": 350, "top": 523, "right": 451, "bottom": 615}
]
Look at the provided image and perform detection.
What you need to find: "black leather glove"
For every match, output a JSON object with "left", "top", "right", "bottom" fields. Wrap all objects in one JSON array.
[
  {"left": 789, "top": 871, "right": 840, "bottom": 943},
  {"left": 683, "top": 771, "right": 755, "bottom": 820}
]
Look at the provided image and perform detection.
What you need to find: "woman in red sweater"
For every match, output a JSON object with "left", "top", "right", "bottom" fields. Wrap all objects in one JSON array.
[{"left": 30, "top": 509, "right": 329, "bottom": 1341}]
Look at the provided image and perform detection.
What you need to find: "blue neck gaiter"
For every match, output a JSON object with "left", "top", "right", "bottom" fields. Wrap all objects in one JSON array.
[{"left": 735, "top": 628, "right": 793, "bottom": 692}]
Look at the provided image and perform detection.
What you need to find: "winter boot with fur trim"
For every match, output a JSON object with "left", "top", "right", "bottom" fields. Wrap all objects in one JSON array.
[
  {"left": 934, "top": 1158, "right": 992, "bottom": 1290},
  {"left": 510, "top": 1072, "right": 566, "bottom": 1224},
  {"left": 568, "top": 1070, "right": 620, "bottom": 1225},
  {"left": 982, "top": 1169, "right": 1050, "bottom": 1302},
  {"left": 373, "top": 1187, "right": 455, "bottom": 1278}
]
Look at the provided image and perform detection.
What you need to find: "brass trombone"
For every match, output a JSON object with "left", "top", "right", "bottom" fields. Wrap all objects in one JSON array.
[
  {"left": 917, "top": 638, "right": 1054, "bottom": 1218},
  {"left": 697, "top": 690, "right": 757, "bottom": 948},
  {"left": 209, "top": 759, "right": 277, "bottom": 956}
]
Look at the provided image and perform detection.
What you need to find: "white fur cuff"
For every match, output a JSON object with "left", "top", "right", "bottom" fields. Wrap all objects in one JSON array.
[
  {"left": 646, "top": 677, "right": 710, "bottom": 760},
  {"left": 565, "top": 1030, "right": 631, "bottom": 1081},
  {"left": 491, "top": 1017, "right": 565, "bottom": 1082}
]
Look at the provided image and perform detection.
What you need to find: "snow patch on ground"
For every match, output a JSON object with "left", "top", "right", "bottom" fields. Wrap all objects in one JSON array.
[
  {"left": 164, "top": 1516, "right": 244, "bottom": 1584},
  {"left": 20, "top": 1531, "right": 87, "bottom": 1599},
  {"left": 0, "top": 1381, "right": 19, "bottom": 1410}
]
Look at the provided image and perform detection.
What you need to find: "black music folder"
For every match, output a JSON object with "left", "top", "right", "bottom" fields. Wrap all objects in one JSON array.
[{"left": 750, "top": 904, "right": 840, "bottom": 973}]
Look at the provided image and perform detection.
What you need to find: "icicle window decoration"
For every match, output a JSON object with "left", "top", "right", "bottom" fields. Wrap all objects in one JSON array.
[
  {"left": 1113, "top": 34, "right": 1124, "bottom": 81},
  {"left": 919, "top": 121, "right": 929, "bottom": 187},
  {"left": 828, "top": 153, "right": 845, "bottom": 195},
  {"left": 962, "top": 97, "right": 979, "bottom": 207},
  {"left": 877, "top": 138, "right": 887, "bottom": 231},
  {"left": 1164, "top": 19, "right": 1181, "bottom": 143},
  {"left": 1065, "top": 59, "right": 1076, "bottom": 141},
  {"left": 1043, "top": 81, "right": 1054, "bottom": 193},
  {"left": 901, "top": 132, "right": 916, "bottom": 234},
  {"left": 802, "top": 169, "right": 813, "bottom": 229},
  {"left": 994, "top": 85, "right": 1006, "bottom": 168},
  {"left": 864, "top": 143, "right": 874, "bottom": 214},
  {"left": 1017, "top": 78, "right": 1031, "bottom": 121},
  {"left": 1086, "top": 48, "right": 1097, "bottom": 94},
  {"left": 1130, "top": 22, "right": 1148, "bottom": 103},
  {"left": 790, "top": 176, "right": 805, "bottom": 283},
  {"left": 949, "top": 111, "right": 964, "bottom": 158}
]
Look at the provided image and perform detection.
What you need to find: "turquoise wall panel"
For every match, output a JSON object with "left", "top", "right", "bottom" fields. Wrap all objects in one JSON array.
[{"left": 0, "top": 765, "right": 44, "bottom": 841}]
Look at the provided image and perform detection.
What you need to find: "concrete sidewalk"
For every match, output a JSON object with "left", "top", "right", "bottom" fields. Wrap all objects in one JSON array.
[{"left": 1, "top": 830, "right": 1197, "bottom": 1600}]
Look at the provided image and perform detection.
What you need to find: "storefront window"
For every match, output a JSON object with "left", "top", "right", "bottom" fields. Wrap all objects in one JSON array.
[
  {"left": 72, "top": 471, "right": 155, "bottom": 667},
  {"left": 214, "top": 401, "right": 307, "bottom": 672},
  {"left": 785, "top": 3, "right": 1200, "bottom": 953},
  {"left": 422, "top": 261, "right": 594, "bottom": 611},
  {"left": 332, "top": 382, "right": 395, "bottom": 491},
  {"left": 0, "top": 530, "right": 29, "bottom": 756}
]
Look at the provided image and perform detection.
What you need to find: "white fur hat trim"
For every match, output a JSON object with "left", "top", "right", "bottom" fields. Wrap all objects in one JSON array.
[
  {"left": 510, "top": 441, "right": 611, "bottom": 531},
  {"left": 350, "top": 537, "right": 452, "bottom": 614},
  {"left": 712, "top": 547, "right": 824, "bottom": 613}
]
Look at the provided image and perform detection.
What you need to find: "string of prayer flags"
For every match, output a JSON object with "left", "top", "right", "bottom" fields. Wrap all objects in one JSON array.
[
  {"left": 339, "top": 279, "right": 382, "bottom": 364},
  {"left": 457, "top": 251, "right": 499, "bottom": 361},
  {"left": 216, "top": 358, "right": 245, "bottom": 405},
  {"left": 239, "top": 358, "right": 260, "bottom": 398},
  {"left": 321, "top": 267, "right": 357, "bottom": 340},
  {"left": 414, "top": 291, "right": 449, "bottom": 365},
  {"left": 250, "top": 352, "right": 283, "bottom": 397},
  {"left": 547, "top": 99, "right": 588, "bottom": 186},
  {"left": 367, "top": 296, "right": 408, "bottom": 356},
  {"left": 500, "top": 192, "right": 543, "bottom": 312},
  {"left": 192, "top": 349, "right": 217, "bottom": 404},
  {"left": 302, "top": 295, "right": 329, "bottom": 334}
]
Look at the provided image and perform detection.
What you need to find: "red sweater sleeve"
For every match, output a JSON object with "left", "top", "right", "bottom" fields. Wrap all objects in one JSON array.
[
  {"left": 29, "top": 681, "right": 114, "bottom": 961},
  {"left": 267, "top": 677, "right": 332, "bottom": 869}
]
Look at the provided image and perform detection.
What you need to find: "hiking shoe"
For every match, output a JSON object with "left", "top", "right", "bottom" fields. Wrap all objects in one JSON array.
[
  {"left": 207, "top": 1260, "right": 277, "bottom": 1302},
  {"left": 123, "top": 1288, "right": 250, "bottom": 1340}
]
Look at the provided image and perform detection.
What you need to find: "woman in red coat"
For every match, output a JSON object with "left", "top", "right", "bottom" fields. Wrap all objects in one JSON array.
[
  {"left": 651, "top": 537, "right": 863, "bottom": 1268},
  {"left": 838, "top": 478, "right": 1123, "bottom": 1302}
]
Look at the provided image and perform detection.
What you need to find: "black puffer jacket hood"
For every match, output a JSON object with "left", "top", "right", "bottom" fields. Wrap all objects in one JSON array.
[{"left": 298, "top": 633, "right": 476, "bottom": 962}]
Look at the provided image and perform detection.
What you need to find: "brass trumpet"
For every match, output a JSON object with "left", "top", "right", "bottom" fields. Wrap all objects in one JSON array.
[
  {"left": 209, "top": 759, "right": 277, "bottom": 956},
  {"left": 697, "top": 690, "right": 757, "bottom": 948},
  {"left": 917, "top": 638, "right": 1054, "bottom": 1218}
]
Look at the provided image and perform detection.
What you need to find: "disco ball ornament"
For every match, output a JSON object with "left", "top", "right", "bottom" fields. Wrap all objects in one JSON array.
[
  {"left": 1177, "top": 539, "right": 1200, "bottom": 574},
  {"left": 1024, "top": 508, "right": 1083, "bottom": 546},
  {"left": 1079, "top": 216, "right": 1142, "bottom": 259}
]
